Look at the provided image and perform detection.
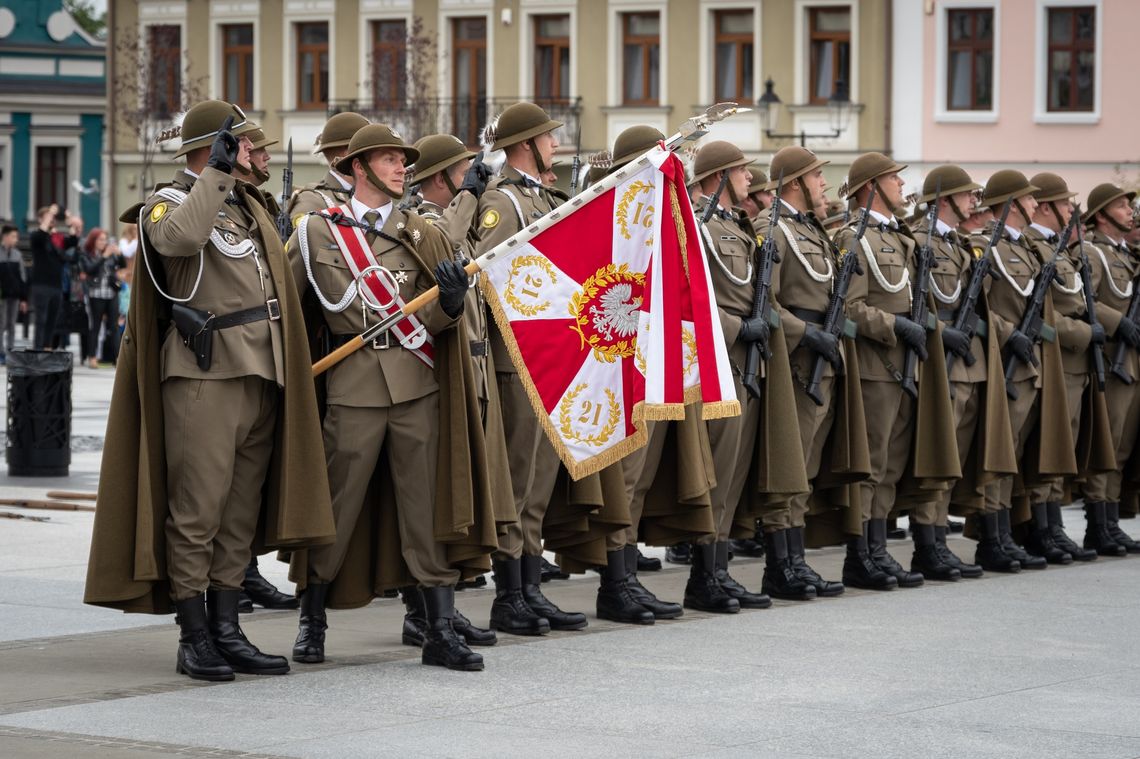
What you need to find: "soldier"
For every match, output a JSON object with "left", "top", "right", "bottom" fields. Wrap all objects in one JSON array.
[
  {"left": 1080, "top": 183, "right": 1140, "bottom": 555},
  {"left": 84, "top": 100, "right": 334, "bottom": 681},
  {"left": 288, "top": 124, "right": 489, "bottom": 671},
  {"left": 234, "top": 127, "right": 279, "bottom": 216},
  {"left": 285, "top": 111, "right": 370, "bottom": 223},
  {"left": 740, "top": 167, "right": 772, "bottom": 225}
]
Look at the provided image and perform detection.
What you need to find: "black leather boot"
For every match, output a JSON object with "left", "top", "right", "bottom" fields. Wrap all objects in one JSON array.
[
  {"left": 597, "top": 550, "right": 655, "bottom": 625},
  {"left": 868, "top": 518, "right": 924, "bottom": 587},
  {"left": 521, "top": 555, "right": 588, "bottom": 630},
  {"left": 421, "top": 586, "right": 483, "bottom": 671},
  {"left": 453, "top": 609, "right": 497, "bottom": 646},
  {"left": 713, "top": 542, "right": 771, "bottom": 608},
  {"left": 1105, "top": 502, "right": 1140, "bottom": 554},
  {"left": 683, "top": 543, "right": 740, "bottom": 613},
  {"left": 934, "top": 525, "right": 982, "bottom": 578},
  {"left": 1023, "top": 503, "right": 1073, "bottom": 564},
  {"left": 910, "top": 523, "right": 961, "bottom": 581},
  {"left": 636, "top": 548, "right": 662, "bottom": 572},
  {"left": 207, "top": 588, "right": 289, "bottom": 675},
  {"left": 174, "top": 594, "right": 234, "bottom": 681},
  {"left": 665, "top": 543, "right": 692, "bottom": 565},
  {"left": 293, "top": 582, "right": 328, "bottom": 663},
  {"left": 623, "top": 545, "right": 682, "bottom": 619},
  {"left": 974, "top": 512, "right": 1021, "bottom": 572},
  {"left": 787, "top": 526, "right": 844, "bottom": 596},
  {"left": 1047, "top": 502, "right": 1096, "bottom": 561},
  {"left": 761, "top": 530, "right": 816, "bottom": 600},
  {"left": 238, "top": 592, "right": 254, "bottom": 614},
  {"left": 242, "top": 556, "right": 299, "bottom": 609},
  {"left": 729, "top": 537, "right": 765, "bottom": 558},
  {"left": 489, "top": 558, "right": 549, "bottom": 636},
  {"left": 1083, "top": 501, "right": 1126, "bottom": 556},
  {"left": 541, "top": 556, "right": 569, "bottom": 582},
  {"left": 400, "top": 586, "right": 428, "bottom": 647},
  {"left": 842, "top": 523, "right": 899, "bottom": 590},
  {"left": 998, "top": 509, "right": 1046, "bottom": 569}
]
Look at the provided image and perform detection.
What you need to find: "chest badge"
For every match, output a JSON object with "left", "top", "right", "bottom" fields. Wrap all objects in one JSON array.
[
  {"left": 393, "top": 270, "right": 409, "bottom": 286},
  {"left": 481, "top": 209, "right": 500, "bottom": 229}
]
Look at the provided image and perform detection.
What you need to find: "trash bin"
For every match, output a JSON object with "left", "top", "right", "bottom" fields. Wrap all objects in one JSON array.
[{"left": 6, "top": 350, "right": 72, "bottom": 477}]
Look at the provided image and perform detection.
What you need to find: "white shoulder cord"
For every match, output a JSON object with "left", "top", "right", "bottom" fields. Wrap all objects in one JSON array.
[
  {"left": 859, "top": 236, "right": 912, "bottom": 308},
  {"left": 701, "top": 222, "right": 752, "bottom": 286},
  {"left": 1089, "top": 243, "right": 1133, "bottom": 299},
  {"left": 1051, "top": 263, "right": 1083, "bottom": 295},
  {"left": 991, "top": 240, "right": 1035, "bottom": 297},
  {"left": 501, "top": 187, "right": 527, "bottom": 228},
  {"left": 778, "top": 220, "right": 833, "bottom": 292},
  {"left": 139, "top": 187, "right": 204, "bottom": 303},
  {"left": 297, "top": 214, "right": 357, "bottom": 312},
  {"left": 929, "top": 237, "right": 962, "bottom": 304}
]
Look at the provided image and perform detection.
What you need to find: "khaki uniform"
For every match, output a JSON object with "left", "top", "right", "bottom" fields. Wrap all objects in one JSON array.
[{"left": 286, "top": 171, "right": 353, "bottom": 225}]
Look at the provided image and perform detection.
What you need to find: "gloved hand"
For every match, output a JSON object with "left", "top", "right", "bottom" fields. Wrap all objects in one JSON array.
[
  {"left": 1006, "top": 329, "right": 1038, "bottom": 366},
  {"left": 801, "top": 325, "right": 841, "bottom": 368},
  {"left": 207, "top": 116, "right": 239, "bottom": 175},
  {"left": 941, "top": 325, "right": 975, "bottom": 365},
  {"left": 1115, "top": 317, "right": 1140, "bottom": 348},
  {"left": 738, "top": 315, "right": 770, "bottom": 346},
  {"left": 435, "top": 259, "right": 469, "bottom": 318},
  {"left": 1089, "top": 322, "right": 1106, "bottom": 346},
  {"left": 893, "top": 316, "right": 928, "bottom": 361},
  {"left": 459, "top": 155, "right": 493, "bottom": 198}
]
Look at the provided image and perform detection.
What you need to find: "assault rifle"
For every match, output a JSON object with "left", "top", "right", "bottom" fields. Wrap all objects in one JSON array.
[
  {"left": 275, "top": 138, "right": 294, "bottom": 243},
  {"left": 568, "top": 118, "right": 583, "bottom": 197},
  {"left": 741, "top": 171, "right": 784, "bottom": 400},
  {"left": 803, "top": 185, "right": 874, "bottom": 406},
  {"left": 1073, "top": 207, "right": 1106, "bottom": 391},
  {"left": 900, "top": 180, "right": 941, "bottom": 400},
  {"left": 701, "top": 169, "right": 731, "bottom": 225},
  {"left": 1110, "top": 262, "right": 1140, "bottom": 383}
]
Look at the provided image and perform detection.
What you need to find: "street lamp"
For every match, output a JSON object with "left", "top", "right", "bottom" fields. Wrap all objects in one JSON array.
[{"left": 756, "top": 77, "right": 853, "bottom": 147}]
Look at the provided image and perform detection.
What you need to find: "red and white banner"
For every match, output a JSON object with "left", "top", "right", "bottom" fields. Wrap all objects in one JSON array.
[{"left": 479, "top": 146, "right": 739, "bottom": 479}]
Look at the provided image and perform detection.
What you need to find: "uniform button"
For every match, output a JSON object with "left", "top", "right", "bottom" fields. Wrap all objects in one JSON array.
[{"left": 218, "top": 185, "right": 226, "bottom": 191}]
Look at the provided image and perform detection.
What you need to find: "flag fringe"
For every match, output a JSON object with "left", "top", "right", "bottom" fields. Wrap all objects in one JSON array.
[{"left": 700, "top": 399, "right": 741, "bottom": 420}]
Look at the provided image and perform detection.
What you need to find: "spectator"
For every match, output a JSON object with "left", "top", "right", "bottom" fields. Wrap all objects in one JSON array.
[
  {"left": 81, "top": 228, "right": 126, "bottom": 367},
  {"left": 28, "top": 207, "right": 78, "bottom": 350},
  {"left": 0, "top": 224, "right": 25, "bottom": 364},
  {"left": 118, "top": 222, "right": 138, "bottom": 279}
]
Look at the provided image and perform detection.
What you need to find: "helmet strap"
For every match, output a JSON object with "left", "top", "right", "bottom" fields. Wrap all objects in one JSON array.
[
  {"left": 361, "top": 157, "right": 403, "bottom": 201},
  {"left": 1013, "top": 199, "right": 1033, "bottom": 229},
  {"left": 796, "top": 176, "right": 814, "bottom": 214},
  {"left": 442, "top": 168, "right": 459, "bottom": 197},
  {"left": 947, "top": 195, "right": 969, "bottom": 223},
  {"left": 528, "top": 140, "right": 549, "bottom": 175},
  {"left": 251, "top": 164, "right": 270, "bottom": 184}
]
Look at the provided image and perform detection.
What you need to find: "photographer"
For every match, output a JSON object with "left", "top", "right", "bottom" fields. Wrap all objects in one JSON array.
[
  {"left": 81, "top": 228, "right": 126, "bottom": 366},
  {"left": 0, "top": 224, "right": 25, "bottom": 363},
  {"left": 28, "top": 207, "right": 80, "bottom": 350}
]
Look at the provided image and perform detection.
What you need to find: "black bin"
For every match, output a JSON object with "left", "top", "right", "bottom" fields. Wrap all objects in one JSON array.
[{"left": 6, "top": 350, "right": 72, "bottom": 476}]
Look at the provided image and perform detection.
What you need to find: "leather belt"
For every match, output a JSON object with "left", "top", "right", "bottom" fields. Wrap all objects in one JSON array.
[
  {"left": 331, "top": 330, "right": 395, "bottom": 350},
  {"left": 469, "top": 340, "right": 487, "bottom": 357},
  {"left": 212, "top": 299, "right": 280, "bottom": 330},
  {"left": 788, "top": 307, "right": 826, "bottom": 326}
]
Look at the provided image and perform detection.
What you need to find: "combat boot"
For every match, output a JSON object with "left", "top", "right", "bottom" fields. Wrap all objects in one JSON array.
[
  {"left": 636, "top": 549, "right": 662, "bottom": 572},
  {"left": 1023, "top": 503, "right": 1073, "bottom": 564},
  {"left": 1083, "top": 501, "right": 1126, "bottom": 556},
  {"left": 787, "top": 526, "right": 844, "bottom": 596},
  {"left": 842, "top": 523, "right": 898, "bottom": 590},
  {"left": 522, "top": 555, "right": 588, "bottom": 630},
  {"left": 242, "top": 556, "right": 299, "bottom": 609},
  {"left": 421, "top": 586, "right": 483, "bottom": 672},
  {"left": 910, "top": 523, "right": 961, "bottom": 581},
  {"left": 974, "top": 512, "right": 1021, "bottom": 573},
  {"left": 683, "top": 543, "right": 740, "bottom": 613},
  {"left": 761, "top": 530, "right": 816, "bottom": 600},
  {"left": 1105, "top": 502, "right": 1140, "bottom": 554},
  {"left": 207, "top": 588, "right": 289, "bottom": 675},
  {"left": 665, "top": 542, "right": 692, "bottom": 565},
  {"left": 713, "top": 541, "right": 771, "bottom": 608},
  {"left": 623, "top": 545, "right": 682, "bottom": 619},
  {"left": 489, "top": 558, "right": 549, "bottom": 636},
  {"left": 293, "top": 582, "right": 328, "bottom": 663},
  {"left": 729, "top": 537, "right": 765, "bottom": 558},
  {"left": 541, "top": 556, "right": 569, "bottom": 582},
  {"left": 400, "top": 585, "right": 428, "bottom": 647},
  {"left": 174, "top": 594, "right": 234, "bottom": 681},
  {"left": 453, "top": 609, "right": 497, "bottom": 646},
  {"left": 1046, "top": 502, "right": 1096, "bottom": 561},
  {"left": 596, "top": 549, "right": 655, "bottom": 625},
  {"left": 934, "top": 526, "right": 983, "bottom": 578},
  {"left": 868, "top": 518, "right": 924, "bottom": 587},
  {"left": 997, "top": 509, "right": 1046, "bottom": 569}
]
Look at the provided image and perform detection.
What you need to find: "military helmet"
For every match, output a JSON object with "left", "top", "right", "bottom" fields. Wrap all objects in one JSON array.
[
  {"left": 586, "top": 164, "right": 607, "bottom": 188},
  {"left": 314, "top": 111, "right": 370, "bottom": 155},
  {"left": 1030, "top": 172, "right": 1076, "bottom": 203},
  {"left": 747, "top": 168, "right": 769, "bottom": 195},
  {"left": 246, "top": 127, "right": 278, "bottom": 151},
  {"left": 767, "top": 146, "right": 829, "bottom": 188},
  {"left": 843, "top": 151, "right": 907, "bottom": 199},
  {"left": 334, "top": 124, "right": 419, "bottom": 175},
  {"left": 174, "top": 100, "right": 257, "bottom": 158},
  {"left": 980, "top": 169, "right": 1038, "bottom": 208},
  {"left": 490, "top": 102, "right": 563, "bottom": 151},
  {"left": 611, "top": 125, "right": 665, "bottom": 169},
  {"left": 411, "top": 134, "right": 476, "bottom": 184},
  {"left": 691, "top": 141, "right": 752, "bottom": 184},
  {"left": 1084, "top": 182, "right": 1137, "bottom": 220},
  {"left": 918, "top": 164, "right": 981, "bottom": 203}
]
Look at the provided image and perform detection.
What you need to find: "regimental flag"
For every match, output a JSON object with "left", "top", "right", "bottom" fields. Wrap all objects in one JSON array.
[{"left": 478, "top": 146, "right": 739, "bottom": 479}]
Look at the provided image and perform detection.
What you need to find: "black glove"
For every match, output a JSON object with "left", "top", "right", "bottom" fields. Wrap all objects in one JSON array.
[
  {"left": 435, "top": 259, "right": 469, "bottom": 318},
  {"left": 941, "top": 325, "right": 975, "bottom": 365},
  {"left": 458, "top": 155, "right": 493, "bottom": 198},
  {"left": 1089, "top": 322, "right": 1106, "bottom": 346},
  {"left": 1006, "top": 329, "right": 1038, "bottom": 366},
  {"left": 800, "top": 325, "right": 841, "bottom": 369},
  {"left": 738, "top": 315, "right": 770, "bottom": 346},
  {"left": 206, "top": 116, "right": 239, "bottom": 175},
  {"left": 893, "top": 316, "right": 928, "bottom": 361},
  {"left": 1115, "top": 317, "right": 1140, "bottom": 348}
]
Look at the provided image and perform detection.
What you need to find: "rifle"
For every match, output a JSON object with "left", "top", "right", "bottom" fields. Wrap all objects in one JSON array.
[
  {"left": 803, "top": 185, "right": 874, "bottom": 406},
  {"left": 1110, "top": 261, "right": 1140, "bottom": 384},
  {"left": 741, "top": 171, "right": 784, "bottom": 400},
  {"left": 568, "top": 118, "right": 583, "bottom": 197},
  {"left": 701, "top": 169, "right": 731, "bottom": 225},
  {"left": 1002, "top": 208, "right": 1078, "bottom": 399},
  {"left": 275, "top": 138, "right": 294, "bottom": 243},
  {"left": 1074, "top": 207, "right": 1106, "bottom": 391},
  {"left": 899, "top": 180, "right": 941, "bottom": 400},
  {"left": 946, "top": 199, "right": 1012, "bottom": 379}
]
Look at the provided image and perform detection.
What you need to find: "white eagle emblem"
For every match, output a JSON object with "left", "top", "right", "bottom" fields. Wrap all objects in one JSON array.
[{"left": 589, "top": 283, "right": 641, "bottom": 342}]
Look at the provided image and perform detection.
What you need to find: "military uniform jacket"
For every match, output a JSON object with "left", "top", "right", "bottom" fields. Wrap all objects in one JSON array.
[
  {"left": 695, "top": 197, "right": 758, "bottom": 365},
  {"left": 977, "top": 223, "right": 1046, "bottom": 384},
  {"left": 914, "top": 224, "right": 986, "bottom": 384},
  {"left": 1083, "top": 230, "right": 1139, "bottom": 380},
  {"left": 286, "top": 170, "right": 354, "bottom": 227},
  {"left": 1024, "top": 225, "right": 1093, "bottom": 376}
]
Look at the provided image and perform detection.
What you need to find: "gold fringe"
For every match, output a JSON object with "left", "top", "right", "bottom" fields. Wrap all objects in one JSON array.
[
  {"left": 668, "top": 184, "right": 691, "bottom": 280},
  {"left": 700, "top": 399, "right": 741, "bottom": 420},
  {"left": 637, "top": 401, "right": 687, "bottom": 421}
]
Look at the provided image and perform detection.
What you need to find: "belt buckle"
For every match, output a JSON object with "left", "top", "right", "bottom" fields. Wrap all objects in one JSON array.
[
  {"left": 371, "top": 331, "right": 390, "bottom": 350},
  {"left": 469, "top": 340, "right": 487, "bottom": 357},
  {"left": 266, "top": 299, "right": 281, "bottom": 321}
]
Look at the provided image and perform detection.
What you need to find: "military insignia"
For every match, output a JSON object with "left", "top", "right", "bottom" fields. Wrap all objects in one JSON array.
[
  {"left": 756, "top": 234, "right": 765, "bottom": 246},
  {"left": 390, "top": 127, "right": 402, "bottom": 140},
  {"left": 972, "top": 246, "right": 984, "bottom": 260},
  {"left": 838, "top": 247, "right": 849, "bottom": 260},
  {"left": 880, "top": 246, "right": 895, "bottom": 253},
  {"left": 149, "top": 202, "right": 168, "bottom": 222},
  {"left": 481, "top": 209, "right": 500, "bottom": 229},
  {"left": 411, "top": 228, "right": 422, "bottom": 243},
  {"left": 223, "top": 231, "right": 238, "bottom": 245},
  {"left": 396, "top": 221, "right": 405, "bottom": 231},
  {"left": 292, "top": 213, "right": 305, "bottom": 228},
  {"left": 393, "top": 271, "right": 409, "bottom": 285}
]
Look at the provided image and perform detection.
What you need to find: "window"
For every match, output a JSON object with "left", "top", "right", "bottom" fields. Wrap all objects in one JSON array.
[
  {"left": 946, "top": 9, "right": 993, "bottom": 110},
  {"left": 296, "top": 22, "right": 329, "bottom": 110},
  {"left": 451, "top": 17, "right": 487, "bottom": 147},
  {"left": 221, "top": 24, "right": 254, "bottom": 109},
  {"left": 534, "top": 14, "right": 570, "bottom": 103},
  {"left": 1047, "top": 6, "right": 1095, "bottom": 112},
  {"left": 371, "top": 19, "right": 407, "bottom": 108},
  {"left": 714, "top": 10, "right": 753, "bottom": 103},
  {"left": 146, "top": 25, "right": 181, "bottom": 117},
  {"left": 807, "top": 7, "right": 850, "bottom": 104},
  {"left": 622, "top": 12, "right": 660, "bottom": 105},
  {"left": 35, "top": 147, "right": 69, "bottom": 212}
]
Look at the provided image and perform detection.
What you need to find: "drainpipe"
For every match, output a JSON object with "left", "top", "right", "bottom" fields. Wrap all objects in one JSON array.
[
  {"left": 883, "top": 0, "right": 893, "bottom": 153},
  {"left": 107, "top": 3, "right": 116, "bottom": 224}
]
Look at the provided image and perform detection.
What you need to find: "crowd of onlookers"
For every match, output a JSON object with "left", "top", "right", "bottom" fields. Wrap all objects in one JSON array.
[{"left": 0, "top": 204, "right": 133, "bottom": 367}]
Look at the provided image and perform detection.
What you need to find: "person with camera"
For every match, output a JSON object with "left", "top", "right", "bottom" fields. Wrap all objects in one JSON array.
[
  {"left": 28, "top": 206, "right": 80, "bottom": 350},
  {"left": 80, "top": 229, "right": 126, "bottom": 366}
]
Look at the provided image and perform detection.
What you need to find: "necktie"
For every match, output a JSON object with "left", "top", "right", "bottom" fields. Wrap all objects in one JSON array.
[{"left": 363, "top": 210, "right": 380, "bottom": 245}]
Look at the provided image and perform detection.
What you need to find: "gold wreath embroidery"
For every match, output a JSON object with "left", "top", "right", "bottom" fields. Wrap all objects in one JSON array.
[
  {"left": 504, "top": 254, "right": 555, "bottom": 316},
  {"left": 568, "top": 263, "right": 645, "bottom": 363},
  {"left": 558, "top": 384, "right": 622, "bottom": 448},
  {"left": 682, "top": 328, "right": 698, "bottom": 377},
  {"left": 615, "top": 180, "right": 654, "bottom": 245},
  {"left": 635, "top": 323, "right": 648, "bottom": 375}
]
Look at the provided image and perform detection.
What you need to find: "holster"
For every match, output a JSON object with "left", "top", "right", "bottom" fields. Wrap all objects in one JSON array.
[{"left": 171, "top": 303, "right": 214, "bottom": 371}]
